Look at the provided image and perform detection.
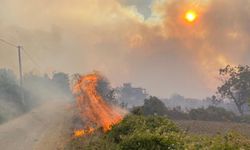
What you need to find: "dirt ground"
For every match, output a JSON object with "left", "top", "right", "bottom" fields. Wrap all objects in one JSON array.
[
  {"left": 0, "top": 100, "right": 73, "bottom": 150},
  {"left": 175, "top": 120, "right": 250, "bottom": 137}
]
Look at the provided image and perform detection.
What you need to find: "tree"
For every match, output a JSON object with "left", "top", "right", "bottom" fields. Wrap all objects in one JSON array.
[
  {"left": 217, "top": 65, "right": 250, "bottom": 115},
  {"left": 143, "top": 96, "right": 167, "bottom": 116},
  {"left": 95, "top": 74, "right": 119, "bottom": 105},
  {"left": 205, "top": 95, "right": 222, "bottom": 106},
  {"left": 0, "top": 69, "right": 22, "bottom": 104},
  {"left": 52, "top": 72, "right": 71, "bottom": 95},
  {"left": 0, "top": 69, "right": 27, "bottom": 123}
]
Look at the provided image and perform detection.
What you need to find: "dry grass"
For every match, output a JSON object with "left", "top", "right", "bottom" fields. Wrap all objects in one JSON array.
[{"left": 175, "top": 120, "right": 250, "bottom": 137}]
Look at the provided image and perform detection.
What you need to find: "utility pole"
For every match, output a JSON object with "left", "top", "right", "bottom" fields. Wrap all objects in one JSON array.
[
  {"left": 18, "top": 45, "right": 25, "bottom": 105},
  {"left": 0, "top": 39, "right": 25, "bottom": 105},
  {"left": 18, "top": 46, "right": 23, "bottom": 86}
]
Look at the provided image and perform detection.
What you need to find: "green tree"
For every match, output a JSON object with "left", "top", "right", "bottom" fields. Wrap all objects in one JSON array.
[
  {"left": 96, "top": 74, "right": 118, "bottom": 105},
  {"left": 217, "top": 65, "right": 250, "bottom": 115},
  {"left": 143, "top": 96, "right": 167, "bottom": 116}
]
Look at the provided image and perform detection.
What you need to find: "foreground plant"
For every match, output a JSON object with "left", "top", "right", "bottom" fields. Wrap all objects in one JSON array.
[{"left": 66, "top": 115, "right": 250, "bottom": 150}]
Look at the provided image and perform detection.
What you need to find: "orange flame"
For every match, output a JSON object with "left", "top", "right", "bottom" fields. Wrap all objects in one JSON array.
[
  {"left": 73, "top": 73, "right": 123, "bottom": 136},
  {"left": 74, "top": 130, "right": 85, "bottom": 137},
  {"left": 74, "top": 127, "right": 95, "bottom": 137}
]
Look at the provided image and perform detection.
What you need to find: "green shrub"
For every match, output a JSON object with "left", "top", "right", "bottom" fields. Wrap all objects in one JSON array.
[
  {"left": 107, "top": 115, "right": 185, "bottom": 150},
  {"left": 119, "top": 132, "right": 183, "bottom": 150},
  {"left": 131, "top": 96, "right": 244, "bottom": 123},
  {"left": 112, "top": 116, "right": 250, "bottom": 149},
  {"left": 108, "top": 115, "right": 180, "bottom": 143},
  {"left": 189, "top": 106, "right": 237, "bottom": 122},
  {"left": 130, "top": 106, "right": 144, "bottom": 115},
  {"left": 143, "top": 96, "right": 167, "bottom": 116},
  {"left": 66, "top": 115, "right": 250, "bottom": 150}
]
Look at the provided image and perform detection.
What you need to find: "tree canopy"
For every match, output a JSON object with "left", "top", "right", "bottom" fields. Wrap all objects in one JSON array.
[{"left": 217, "top": 65, "right": 250, "bottom": 115}]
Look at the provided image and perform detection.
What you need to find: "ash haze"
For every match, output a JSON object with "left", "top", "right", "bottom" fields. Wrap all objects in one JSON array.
[{"left": 0, "top": 0, "right": 250, "bottom": 99}]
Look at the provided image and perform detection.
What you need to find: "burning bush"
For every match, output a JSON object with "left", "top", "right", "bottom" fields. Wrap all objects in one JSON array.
[{"left": 72, "top": 72, "right": 125, "bottom": 137}]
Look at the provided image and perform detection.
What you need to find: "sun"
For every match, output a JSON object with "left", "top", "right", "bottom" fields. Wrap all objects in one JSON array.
[{"left": 185, "top": 10, "right": 197, "bottom": 23}]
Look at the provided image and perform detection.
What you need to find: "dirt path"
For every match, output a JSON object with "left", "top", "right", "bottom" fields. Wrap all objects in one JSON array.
[{"left": 0, "top": 100, "right": 73, "bottom": 150}]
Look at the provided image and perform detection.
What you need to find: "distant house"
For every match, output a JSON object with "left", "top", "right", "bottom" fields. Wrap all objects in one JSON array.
[{"left": 117, "top": 83, "right": 148, "bottom": 108}]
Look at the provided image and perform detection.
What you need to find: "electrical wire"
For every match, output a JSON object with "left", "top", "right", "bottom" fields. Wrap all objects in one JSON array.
[{"left": 0, "top": 38, "right": 17, "bottom": 48}]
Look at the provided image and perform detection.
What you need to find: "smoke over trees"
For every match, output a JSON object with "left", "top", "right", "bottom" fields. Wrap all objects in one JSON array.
[
  {"left": 0, "top": 69, "right": 24, "bottom": 123},
  {"left": 0, "top": 69, "right": 22, "bottom": 105},
  {"left": 116, "top": 83, "right": 148, "bottom": 108},
  {"left": 0, "top": 68, "right": 72, "bottom": 124}
]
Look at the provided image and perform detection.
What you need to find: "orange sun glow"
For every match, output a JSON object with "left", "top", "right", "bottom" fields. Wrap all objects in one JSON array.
[{"left": 185, "top": 10, "right": 197, "bottom": 23}]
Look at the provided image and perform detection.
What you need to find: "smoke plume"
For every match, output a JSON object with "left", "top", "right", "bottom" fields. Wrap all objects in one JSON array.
[{"left": 0, "top": 0, "right": 249, "bottom": 98}]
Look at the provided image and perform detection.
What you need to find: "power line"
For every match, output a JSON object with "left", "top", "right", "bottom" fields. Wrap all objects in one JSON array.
[
  {"left": 0, "top": 39, "right": 19, "bottom": 71},
  {"left": 22, "top": 48, "right": 43, "bottom": 71},
  {"left": 0, "top": 38, "right": 25, "bottom": 105},
  {"left": 0, "top": 38, "right": 17, "bottom": 48},
  {"left": 0, "top": 38, "right": 45, "bottom": 73}
]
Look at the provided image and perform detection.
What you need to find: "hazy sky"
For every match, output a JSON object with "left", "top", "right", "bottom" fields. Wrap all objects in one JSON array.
[{"left": 0, "top": 0, "right": 250, "bottom": 99}]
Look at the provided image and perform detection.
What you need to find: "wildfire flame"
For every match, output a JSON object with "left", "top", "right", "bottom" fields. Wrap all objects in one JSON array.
[
  {"left": 74, "top": 127, "right": 95, "bottom": 137},
  {"left": 72, "top": 73, "right": 123, "bottom": 137}
]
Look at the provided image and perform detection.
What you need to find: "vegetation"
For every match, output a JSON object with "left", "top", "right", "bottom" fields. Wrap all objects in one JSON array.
[
  {"left": 52, "top": 72, "right": 71, "bottom": 96},
  {"left": 24, "top": 71, "right": 72, "bottom": 103},
  {"left": 0, "top": 68, "right": 72, "bottom": 124},
  {"left": 143, "top": 96, "right": 168, "bottom": 116},
  {"left": 0, "top": 69, "right": 25, "bottom": 123},
  {"left": 131, "top": 96, "right": 250, "bottom": 123},
  {"left": 66, "top": 115, "right": 250, "bottom": 150},
  {"left": 0, "top": 69, "right": 23, "bottom": 105},
  {"left": 188, "top": 106, "right": 236, "bottom": 122},
  {"left": 217, "top": 65, "right": 250, "bottom": 115}
]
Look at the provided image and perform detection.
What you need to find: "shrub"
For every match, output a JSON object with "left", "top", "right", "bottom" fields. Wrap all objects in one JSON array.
[
  {"left": 130, "top": 106, "right": 144, "bottom": 115},
  {"left": 119, "top": 132, "right": 183, "bottom": 150},
  {"left": 66, "top": 115, "right": 250, "bottom": 150},
  {"left": 108, "top": 115, "right": 180, "bottom": 143},
  {"left": 189, "top": 106, "right": 237, "bottom": 122},
  {"left": 131, "top": 97, "right": 241, "bottom": 123},
  {"left": 143, "top": 96, "right": 167, "bottom": 116},
  {"left": 107, "top": 115, "right": 185, "bottom": 150}
]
